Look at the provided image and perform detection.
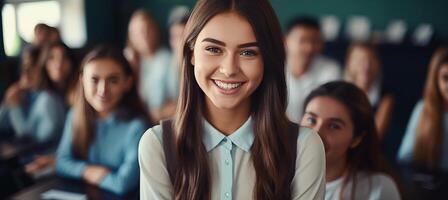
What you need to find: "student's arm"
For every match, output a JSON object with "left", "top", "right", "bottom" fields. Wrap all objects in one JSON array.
[
  {"left": 291, "top": 128, "right": 326, "bottom": 200},
  {"left": 139, "top": 126, "right": 173, "bottom": 200},
  {"left": 55, "top": 111, "right": 89, "bottom": 179},
  {"left": 98, "top": 120, "right": 147, "bottom": 195},
  {"left": 31, "top": 92, "right": 66, "bottom": 144},
  {"left": 375, "top": 94, "right": 395, "bottom": 140},
  {"left": 397, "top": 101, "right": 423, "bottom": 164}
]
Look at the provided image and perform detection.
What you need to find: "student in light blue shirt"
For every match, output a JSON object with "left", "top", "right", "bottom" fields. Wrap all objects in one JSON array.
[
  {"left": 56, "top": 46, "right": 149, "bottom": 195},
  {"left": 398, "top": 47, "right": 448, "bottom": 171},
  {"left": 138, "top": 1, "right": 326, "bottom": 199},
  {"left": 126, "top": 9, "right": 176, "bottom": 122},
  {"left": 0, "top": 45, "right": 66, "bottom": 145}
]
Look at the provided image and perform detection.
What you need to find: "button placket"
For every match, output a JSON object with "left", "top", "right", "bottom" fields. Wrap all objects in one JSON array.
[{"left": 221, "top": 137, "right": 233, "bottom": 200}]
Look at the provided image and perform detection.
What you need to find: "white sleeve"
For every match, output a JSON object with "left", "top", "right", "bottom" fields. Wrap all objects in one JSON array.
[
  {"left": 374, "top": 174, "right": 401, "bottom": 200},
  {"left": 291, "top": 128, "right": 326, "bottom": 200},
  {"left": 138, "top": 128, "right": 174, "bottom": 200}
]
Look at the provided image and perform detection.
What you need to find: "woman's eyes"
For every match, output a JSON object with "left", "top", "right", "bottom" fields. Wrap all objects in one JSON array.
[
  {"left": 204, "top": 46, "right": 258, "bottom": 57},
  {"left": 205, "top": 46, "right": 222, "bottom": 54},
  {"left": 305, "top": 117, "right": 317, "bottom": 125},
  {"left": 240, "top": 49, "right": 258, "bottom": 57},
  {"left": 329, "top": 123, "right": 342, "bottom": 130}
]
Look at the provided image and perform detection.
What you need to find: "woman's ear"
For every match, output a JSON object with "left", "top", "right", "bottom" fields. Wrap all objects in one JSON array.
[
  {"left": 190, "top": 52, "right": 195, "bottom": 66},
  {"left": 350, "top": 133, "right": 364, "bottom": 148},
  {"left": 124, "top": 76, "right": 134, "bottom": 91}
]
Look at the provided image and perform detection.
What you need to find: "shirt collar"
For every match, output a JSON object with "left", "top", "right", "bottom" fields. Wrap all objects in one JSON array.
[{"left": 202, "top": 117, "right": 254, "bottom": 153}]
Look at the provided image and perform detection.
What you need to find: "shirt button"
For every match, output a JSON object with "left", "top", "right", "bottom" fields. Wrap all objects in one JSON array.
[
  {"left": 225, "top": 192, "right": 230, "bottom": 197},
  {"left": 225, "top": 160, "right": 229, "bottom": 165},
  {"left": 223, "top": 138, "right": 228, "bottom": 143}
]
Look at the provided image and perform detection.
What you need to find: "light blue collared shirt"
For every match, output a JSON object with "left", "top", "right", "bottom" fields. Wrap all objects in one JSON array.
[
  {"left": 139, "top": 117, "right": 326, "bottom": 200},
  {"left": 0, "top": 90, "right": 66, "bottom": 145},
  {"left": 56, "top": 110, "right": 149, "bottom": 195},
  {"left": 397, "top": 100, "right": 448, "bottom": 171}
]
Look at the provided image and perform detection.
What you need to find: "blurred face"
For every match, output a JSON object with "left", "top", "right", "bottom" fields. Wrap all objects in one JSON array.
[
  {"left": 128, "top": 16, "right": 159, "bottom": 55},
  {"left": 169, "top": 23, "right": 186, "bottom": 55},
  {"left": 438, "top": 64, "right": 448, "bottom": 103},
  {"left": 82, "top": 59, "right": 131, "bottom": 118},
  {"left": 286, "top": 26, "right": 322, "bottom": 67},
  {"left": 347, "top": 47, "right": 379, "bottom": 89},
  {"left": 301, "top": 96, "right": 356, "bottom": 167},
  {"left": 46, "top": 46, "right": 72, "bottom": 84},
  {"left": 20, "top": 54, "right": 40, "bottom": 89},
  {"left": 192, "top": 12, "right": 263, "bottom": 112}
]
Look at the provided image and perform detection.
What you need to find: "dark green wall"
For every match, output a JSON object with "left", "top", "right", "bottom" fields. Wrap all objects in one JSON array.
[{"left": 83, "top": 0, "right": 448, "bottom": 47}]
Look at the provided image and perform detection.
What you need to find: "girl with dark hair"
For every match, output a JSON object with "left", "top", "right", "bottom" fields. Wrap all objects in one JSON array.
[
  {"left": 0, "top": 45, "right": 66, "bottom": 145},
  {"left": 39, "top": 41, "right": 78, "bottom": 106},
  {"left": 138, "top": 0, "right": 325, "bottom": 199},
  {"left": 56, "top": 46, "right": 149, "bottom": 195},
  {"left": 398, "top": 47, "right": 448, "bottom": 171},
  {"left": 301, "top": 81, "right": 400, "bottom": 200}
]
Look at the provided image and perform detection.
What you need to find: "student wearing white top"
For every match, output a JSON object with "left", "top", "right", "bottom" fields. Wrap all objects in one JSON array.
[
  {"left": 301, "top": 81, "right": 401, "bottom": 200},
  {"left": 138, "top": 0, "right": 326, "bottom": 199},
  {"left": 285, "top": 16, "right": 341, "bottom": 123}
]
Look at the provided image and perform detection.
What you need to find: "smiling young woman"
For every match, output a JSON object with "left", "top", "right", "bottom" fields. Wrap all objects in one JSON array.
[{"left": 138, "top": 0, "right": 326, "bottom": 200}]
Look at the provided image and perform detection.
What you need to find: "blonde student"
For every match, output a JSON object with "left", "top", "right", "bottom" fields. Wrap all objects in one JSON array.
[{"left": 138, "top": 0, "right": 326, "bottom": 199}]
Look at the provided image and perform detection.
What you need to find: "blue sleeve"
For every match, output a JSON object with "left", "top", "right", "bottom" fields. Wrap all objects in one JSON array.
[
  {"left": 55, "top": 110, "right": 88, "bottom": 180},
  {"left": 99, "top": 119, "right": 147, "bottom": 195},
  {"left": 8, "top": 92, "right": 66, "bottom": 144},
  {"left": 8, "top": 105, "right": 28, "bottom": 138},
  {"left": 397, "top": 100, "right": 424, "bottom": 164},
  {"left": 0, "top": 105, "right": 12, "bottom": 132}
]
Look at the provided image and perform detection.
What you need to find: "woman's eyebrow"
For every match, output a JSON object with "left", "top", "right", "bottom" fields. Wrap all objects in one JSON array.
[
  {"left": 202, "top": 38, "right": 259, "bottom": 48},
  {"left": 202, "top": 38, "right": 225, "bottom": 46}
]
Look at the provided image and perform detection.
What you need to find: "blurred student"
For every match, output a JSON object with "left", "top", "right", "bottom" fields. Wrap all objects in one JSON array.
[
  {"left": 0, "top": 45, "right": 66, "bottom": 144},
  {"left": 24, "top": 41, "right": 78, "bottom": 176},
  {"left": 32, "top": 23, "right": 51, "bottom": 48},
  {"left": 166, "top": 6, "right": 190, "bottom": 102},
  {"left": 345, "top": 43, "right": 394, "bottom": 140},
  {"left": 398, "top": 47, "right": 448, "bottom": 171},
  {"left": 138, "top": 0, "right": 325, "bottom": 199},
  {"left": 285, "top": 16, "right": 341, "bottom": 123},
  {"left": 56, "top": 46, "right": 149, "bottom": 195},
  {"left": 125, "top": 9, "right": 174, "bottom": 122},
  {"left": 302, "top": 81, "right": 401, "bottom": 200}
]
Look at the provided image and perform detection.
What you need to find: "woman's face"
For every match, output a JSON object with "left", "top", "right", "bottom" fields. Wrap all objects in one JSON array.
[
  {"left": 437, "top": 64, "right": 448, "bottom": 103},
  {"left": 128, "top": 16, "right": 158, "bottom": 55},
  {"left": 82, "top": 58, "right": 131, "bottom": 118},
  {"left": 192, "top": 12, "right": 263, "bottom": 112},
  {"left": 46, "top": 46, "right": 72, "bottom": 85},
  {"left": 169, "top": 23, "right": 186, "bottom": 56},
  {"left": 347, "top": 47, "right": 378, "bottom": 89},
  {"left": 301, "top": 96, "right": 356, "bottom": 168}
]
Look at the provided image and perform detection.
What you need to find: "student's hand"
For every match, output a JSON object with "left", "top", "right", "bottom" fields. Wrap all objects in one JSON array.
[
  {"left": 4, "top": 84, "right": 24, "bottom": 106},
  {"left": 82, "top": 165, "right": 110, "bottom": 185},
  {"left": 25, "top": 155, "right": 56, "bottom": 175}
]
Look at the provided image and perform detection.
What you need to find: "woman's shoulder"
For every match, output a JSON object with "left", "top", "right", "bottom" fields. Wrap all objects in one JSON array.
[
  {"left": 297, "top": 126, "right": 324, "bottom": 149},
  {"left": 140, "top": 124, "right": 163, "bottom": 146}
]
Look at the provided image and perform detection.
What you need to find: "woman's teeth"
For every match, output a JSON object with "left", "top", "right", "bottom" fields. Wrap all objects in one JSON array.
[{"left": 214, "top": 80, "right": 243, "bottom": 90}]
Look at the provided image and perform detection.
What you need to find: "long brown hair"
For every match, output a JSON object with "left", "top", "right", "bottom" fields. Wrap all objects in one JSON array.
[
  {"left": 38, "top": 41, "right": 78, "bottom": 105},
  {"left": 304, "top": 81, "right": 393, "bottom": 200},
  {"left": 173, "top": 0, "right": 292, "bottom": 199},
  {"left": 414, "top": 47, "right": 448, "bottom": 169},
  {"left": 72, "top": 45, "right": 148, "bottom": 159}
]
